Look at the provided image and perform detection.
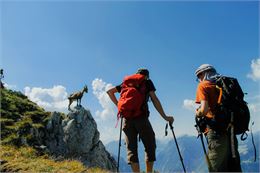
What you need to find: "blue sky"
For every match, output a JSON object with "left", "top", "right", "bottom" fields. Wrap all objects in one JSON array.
[{"left": 1, "top": 1, "right": 259, "bottom": 144}]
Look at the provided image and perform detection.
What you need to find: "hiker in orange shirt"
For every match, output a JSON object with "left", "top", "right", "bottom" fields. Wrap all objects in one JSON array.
[
  {"left": 195, "top": 64, "right": 242, "bottom": 172},
  {"left": 107, "top": 68, "right": 174, "bottom": 173}
]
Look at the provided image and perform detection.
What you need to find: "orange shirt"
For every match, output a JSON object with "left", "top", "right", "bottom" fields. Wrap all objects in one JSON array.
[{"left": 195, "top": 80, "right": 219, "bottom": 119}]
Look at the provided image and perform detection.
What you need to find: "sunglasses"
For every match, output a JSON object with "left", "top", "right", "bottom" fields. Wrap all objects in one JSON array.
[{"left": 196, "top": 73, "right": 204, "bottom": 82}]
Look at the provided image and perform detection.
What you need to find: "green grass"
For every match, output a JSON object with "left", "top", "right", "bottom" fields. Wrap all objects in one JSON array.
[
  {"left": 1, "top": 88, "right": 51, "bottom": 146},
  {"left": 0, "top": 145, "right": 110, "bottom": 173}
]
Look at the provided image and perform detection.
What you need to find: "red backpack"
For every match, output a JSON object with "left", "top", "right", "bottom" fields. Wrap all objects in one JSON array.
[{"left": 117, "top": 74, "right": 147, "bottom": 119}]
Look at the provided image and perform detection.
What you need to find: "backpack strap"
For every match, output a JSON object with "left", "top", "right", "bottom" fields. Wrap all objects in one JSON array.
[
  {"left": 115, "top": 113, "right": 121, "bottom": 128},
  {"left": 216, "top": 85, "right": 223, "bottom": 104},
  {"left": 250, "top": 122, "right": 257, "bottom": 162}
]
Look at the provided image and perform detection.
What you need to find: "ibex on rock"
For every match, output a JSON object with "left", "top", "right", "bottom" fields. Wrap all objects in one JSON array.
[{"left": 68, "top": 85, "right": 88, "bottom": 110}]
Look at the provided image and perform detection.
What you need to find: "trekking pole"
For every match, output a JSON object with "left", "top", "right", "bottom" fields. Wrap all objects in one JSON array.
[
  {"left": 169, "top": 122, "right": 186, "bottom": 173},
  {"left": 250, "top": 121, "right": 256, "bottom": 162},
  {"left": 230, "top": 112, "right": 236, "bottom": 159},
  {"left": 195, "top": 117, "right": 212, "bottom": 171},
  {"left": 117, "top": 116, "right": 123, "bottom": 173},
  {"left": 198, "top": 131, "right": 211, "bottom": 169}
]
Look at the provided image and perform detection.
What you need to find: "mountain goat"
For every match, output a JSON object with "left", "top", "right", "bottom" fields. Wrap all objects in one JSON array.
[{"left": 68, "top": 85, "right": 88, "bottom": 110}]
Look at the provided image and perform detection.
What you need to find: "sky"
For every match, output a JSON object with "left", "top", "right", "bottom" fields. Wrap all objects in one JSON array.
[{"left": 1, "top": 0, "right": 259, "bottom": 144}]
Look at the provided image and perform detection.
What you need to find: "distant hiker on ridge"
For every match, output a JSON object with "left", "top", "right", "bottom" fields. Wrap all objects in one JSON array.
[
  {"left": 0, "top": 69, "right": 4, "bottom": 88},
  {"left": 107, "top": 68, "right": 174, "bottom": 173}
]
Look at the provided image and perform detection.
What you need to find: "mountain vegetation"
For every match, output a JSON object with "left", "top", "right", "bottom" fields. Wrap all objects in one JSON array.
[
  {"left": 1, "top": 145, "right": 108, "bottom": 172},
  {"left": 1, "top": 88, "right": 51, "bottom": 146}
]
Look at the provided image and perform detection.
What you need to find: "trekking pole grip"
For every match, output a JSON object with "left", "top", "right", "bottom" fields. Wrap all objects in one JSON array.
[{"left": 169, "top": 122, "right": 174, "bottom": 130}]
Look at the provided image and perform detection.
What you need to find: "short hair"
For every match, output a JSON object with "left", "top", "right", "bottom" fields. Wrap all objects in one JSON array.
[{"left": 136, "top": 68, "right": 149, "bottom": 78}]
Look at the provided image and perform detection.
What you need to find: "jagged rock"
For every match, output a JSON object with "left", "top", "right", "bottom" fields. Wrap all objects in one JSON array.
[{"left": 44, "top": 106, "right": 117, "bottom": 171}]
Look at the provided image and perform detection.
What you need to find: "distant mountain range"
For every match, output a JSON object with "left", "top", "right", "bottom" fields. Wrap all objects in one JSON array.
[{"left": 106, "top": 131, "right": 259, "bottom": 172}]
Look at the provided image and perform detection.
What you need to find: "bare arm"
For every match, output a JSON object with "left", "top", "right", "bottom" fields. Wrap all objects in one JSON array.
[
  {"left": 149, "top": 91, "right": 174, "bottom": 124},
  {"left": 196, "top": 100, "right": 209, "bottom": 117},
  {"left": 106, "top": 87, "right": 119, "bottom": 106}
]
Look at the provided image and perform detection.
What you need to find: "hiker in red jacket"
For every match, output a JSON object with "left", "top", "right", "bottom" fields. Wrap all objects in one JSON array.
[{"left": 107, "top": 68, "right": 174, "bottom": 173}]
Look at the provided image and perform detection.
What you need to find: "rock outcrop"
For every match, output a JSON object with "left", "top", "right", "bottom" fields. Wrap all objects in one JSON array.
[{"left": 45, "top": 106, "right": 117, "bottom": 171}]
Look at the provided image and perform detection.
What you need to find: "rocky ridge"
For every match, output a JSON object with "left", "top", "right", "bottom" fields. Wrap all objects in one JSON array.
[{"left": 44, "top": 106, "right": 117, "bottom": 171}]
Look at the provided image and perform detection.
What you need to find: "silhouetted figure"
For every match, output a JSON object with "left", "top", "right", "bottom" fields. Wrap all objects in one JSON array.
[
  {"left": 68, "top": 85, "right": 88, "bottom": 110},
  {"left": 0, "top": 69, "right": 4, "bottom": 88}
]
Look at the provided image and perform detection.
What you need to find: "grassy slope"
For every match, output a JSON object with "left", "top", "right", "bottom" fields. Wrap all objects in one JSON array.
[
  {"left": 1, "top": 88, "right": 51, "bottom": 146},
  {"left": 0, "top": 145, "right": 87, "bottom": 172}
]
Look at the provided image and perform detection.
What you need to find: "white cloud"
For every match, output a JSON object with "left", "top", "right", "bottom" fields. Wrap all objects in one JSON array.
[
  {"left": 4, "top": 83, "right": 17, "bottom": 90},
  {"left": 247, "top": 100, "right": 260, "bottom": 131},
  {"left": 246, "top": 94, "right": 260, "bottom": 129},
  {"left": 238, "top": 144, "right": 248, "bottom": 155},
  {"left": 91, "top": 78, "right": 119, "bottom": 144},
  {"left": 248, "top": 102, "right": 260, "bottom": 114},
  {"left": 92, "top": 78, "right": 116, "bottom": 120},
  {"left": 24, "top": 85, "right": 68, "bottom": 112},
  {"left": 183, "top": 99, "right": 198, "bottom": 111},
  {"left": 247, "top": 58, "right": 260, "bottom": 81}
]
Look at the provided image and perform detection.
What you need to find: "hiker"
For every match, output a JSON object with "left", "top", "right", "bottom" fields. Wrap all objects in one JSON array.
[
  {"left": 0, "top": 69, "right": 4, "bottom": 88},
  {"left": 194, "top": 64, "right": 242, "bottom": 172},
  {"left": 107, "top": 68, "right": 174, "bottom": 173}
]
